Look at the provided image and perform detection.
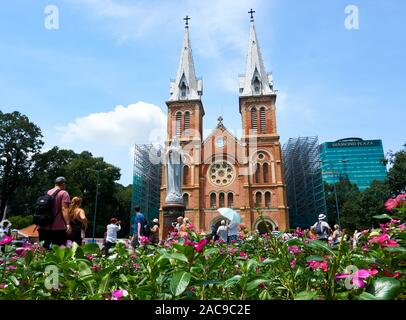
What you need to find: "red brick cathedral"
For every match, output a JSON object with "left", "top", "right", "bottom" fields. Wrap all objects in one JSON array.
[{"left": 160, "top": 15, "right": 289, "bottom": 232}]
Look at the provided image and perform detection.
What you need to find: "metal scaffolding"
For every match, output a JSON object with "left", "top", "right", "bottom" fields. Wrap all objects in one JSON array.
[
  {"left": 131, "top": 144, "right": 163, "bottom": 233},
  {"left": 282, "top": 137, "right": 327, "bottom": 228}
]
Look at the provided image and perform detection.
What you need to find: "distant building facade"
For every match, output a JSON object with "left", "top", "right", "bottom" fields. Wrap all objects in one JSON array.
[
  {"left": 283, "top": 137, "right": 327, "bottom": 228},
  {"left": 319, "top": 138, "right": 387, "bottom": 191}
]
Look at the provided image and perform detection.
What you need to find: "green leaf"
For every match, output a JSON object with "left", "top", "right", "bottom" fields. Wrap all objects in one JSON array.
[
  {"left": 98, "top": 273, "right": 110, "bottom": 294},
  {"left": 357, "top": 292, "right": 380, "bottom": 300},
  {"left": 81, "top": 243, "right": 101, "bottom": 254},
  {"left": 259, "top": 290, "right": 272, "bottom": 300},
  {"left": 246, "top": 278, "right": 269, "bottom": 291},
  {"left": 306, "top": 255, "right": 325, "bottom": 262},
  {"left": 307, "top": 240, "right": 336, "bottom": 257},
  {"left": 210, "top": 254, "right": 227, "bottom": 270},
  {"left": 373, "top": 214, "right": 392, "bottom": 220},
  {"left": 294, "top": 291, "right": 317, "bottom": 300},
  {"left": 166, "top": 252, "right": 189, "bottom": 264},
  {"left": 368, "top": 278, "right": 401, "bottom": 300},
  {"left": 224, "top": 275, "right": 242, "bottom": 288},
  {"left": 9, "top": 276, "right": 20, "bottom": 287},
  {"left": 262, "top": 258, "right": 279, "bottom": 265},
  {"left": 170, "top": 271, "right": 191, "bottom": 296},
  {"left": 53, "top": 246, "right": 65, "bottom": 262}
]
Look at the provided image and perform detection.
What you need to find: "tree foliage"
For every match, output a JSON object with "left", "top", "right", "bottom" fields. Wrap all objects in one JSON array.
[
  {"left": 0, "top": 111, "right": 43, "bottom": 217},
  {"left": 386, "top": 143, "right": 406, "bottom": 195}
]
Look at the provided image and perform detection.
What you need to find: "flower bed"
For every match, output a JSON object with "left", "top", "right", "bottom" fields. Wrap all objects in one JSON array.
[{"left": 0, "top": 217, "right": 404, "bottom": 300}]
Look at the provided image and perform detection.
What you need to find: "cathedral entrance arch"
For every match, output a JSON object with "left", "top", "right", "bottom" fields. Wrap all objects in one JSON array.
[{"left": 253, "top": 218, "right": 277, "bottom": 234}]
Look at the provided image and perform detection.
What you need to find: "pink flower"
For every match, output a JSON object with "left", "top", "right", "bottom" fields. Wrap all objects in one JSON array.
[
  {"left": 259, "top": 257, "right": 265, "bottom": 262},
  {"left": 307, "top": 260, "right": 328, "bottom": 272},
  {"left": 369, "top": 234, "right": 389, "bottom": 244},
  {"left": 193, "top": 239, "right": 207, "bottom": 253},
  {"left": 132, "top": 263, "right": 140, "bottom": 269},
  {"left": 189, "top": 287, "right": 196, "bottom": 293},
  {"left": 369, "top": 234, "right": 399, "bottom": 247},
  {"left": 6, "top": 266, "right": 17, "bottom": 271},
  {"left": 0, "top": 284, "right": 8, "bottom": 289},
  {"left": 336, "top": 269, "right": 378, "bottom": 288},
  {"left": 0, "top": 236, "right": 13, "bottom": 246},
  {"left": 383, "top": 270, "right": 401, "bottom": 278},
  {"left": 15, "top": 247, "right": 31, "bottom": 257},
  {"left": 139, "top": 236, "right": 150, "bottom": 245},
  {"left": 187, "top": 224, "right": 195, "bottom": 231},
  {"left": 229, "top": 247, "right": 238, "bottom": 255},
  {"left": 86, "top": 254, "right": 94, "bottom": 261},
  {"left": 399, "top": 224, "right": 406, "bottom": 230},
  {"left": 91, "top": 265, "right": 100, "bottom": 271},
  {"left": 111, "top": 289, "right": 128, "bottom": 300},
  {"left": 384, "top": 239, "right": 400, "bottom": 247},
  {"left": 290, "top": 259, "right": 296, "bottom": 269},
  {"left": 258, "top": 283, "right": 266, "bottom": 289},
  {"left": 385, "top": 198, "right": 400, "bottom": 211},
  {"left": 288, "top": 245, "right": 301, "bottom": 255},
  {"left": 239, "top": 251, "right": 248, "bottom": 259},
  {"left": 395, "top": 193, "right": 406, "bottom": 203}
]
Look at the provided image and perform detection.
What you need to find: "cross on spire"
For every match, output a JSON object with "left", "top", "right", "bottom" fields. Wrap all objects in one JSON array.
[
  {"left": 184, "top": 15, "right": 191, "bottom": 28},
  {"left": 248, "top": 8, "right": 255, "bottom": 22}
]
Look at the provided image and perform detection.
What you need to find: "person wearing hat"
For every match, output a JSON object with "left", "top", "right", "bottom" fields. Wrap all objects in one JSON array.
[
  {"left": 311, "top": 214, "right": 332, "bottom": 241},
  {"left": 149, "top": 218, "right": 160, "bottom": 245},
  {"left": 38, "top": 177, "right": 71, "bottom": 250}
]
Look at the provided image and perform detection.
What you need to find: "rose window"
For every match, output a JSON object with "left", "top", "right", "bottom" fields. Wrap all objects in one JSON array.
[{"left": 209, "top": 161, "right": 235, "bottom": 186}]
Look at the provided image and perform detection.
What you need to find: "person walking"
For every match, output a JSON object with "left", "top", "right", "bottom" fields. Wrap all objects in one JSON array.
[
  {"left": 179, "top": 217, "right": 190, "bottom": 238},
  {"left": 210, "top": 224, "right": 219, "bottom": 242},
  {"left": 312, "top": 214, "right": 331, "bottom": 241},
  {"left": 103, "top": 218, "right": 121, "bottom": 256},
  {"left": 132, "top": 206, "right": 146, "bottom": 247},
  {"left": 331, "top": 224, "right": 342, "bottom": 246},
  {"left": 67, "top": 197, "right": 88, "bottom": 246},
  {"left": 149, "top": 218, "right": 160, "bottom": 245},
  {"left": 38, "top": 177, "right": 71, "bottom": 250},
  {"left": 227, "top": 221, "right": 239, "bottom": 244},
  {"left": 217, "top": 220, "right": 228, "bottom": 243}
]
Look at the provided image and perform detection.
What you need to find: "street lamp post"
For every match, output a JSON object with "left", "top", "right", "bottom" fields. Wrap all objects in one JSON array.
[
  {"left": 322, "top": 170, "right": 341, "bottom": 227},
  {"left": 87, "top": 167, "right": 112, "bottom": 242}
]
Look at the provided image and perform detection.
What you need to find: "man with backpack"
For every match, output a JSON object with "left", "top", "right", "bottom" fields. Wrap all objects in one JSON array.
[
  {"left": 34, "top": 177, "right": 71, "bottom": 250},
  {"left": 131, "top": 206, "right": 147, "bottom": 247},
  {"left": 312, "top": 214, "right": 332, "bottom": 241}
]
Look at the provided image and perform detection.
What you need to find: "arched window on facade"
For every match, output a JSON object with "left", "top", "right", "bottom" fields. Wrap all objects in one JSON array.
[
  {"left": 255, "top": 192, "right": 262, "bottom": 208},
  {"left": 219, "top": 192, "right": 225, "bottom": 208},
  {"left": 253, "top": 76, "right": 261, "bottom": 94},
  {"left": 183, "top": 166, "right": 189, "bottom": 186},
  {"left": 260, "top": 107, "right": 266, "bottom": 133},
  {"left": 265, "top": 191, "right": 271, "bottom": 208},
  {"left": 176, "top": 112, "right": 182, "bottom": 136},
  {"left": 210, "top": 193, "right": 216, "bottom": 208},
  {"left": 263, "top": 163, "right": 269, "bottom": 183},
  {"left": 183, "top": 193, "right": 189, "bottom": 208},
  {"left": 184, "top": 111, "right": 190, "bottom": 136},
  {"left": 251, "top": 107, "right": 257, "bottom": 133},
  {"left": 180, "top": 82, "right": 187, "bottom": 99},
  {"left": 255, "top": 163, "right": 261, "bottom": 184},
  {"left": 227, "top": 193, "right": 234, "bottom": 208}
]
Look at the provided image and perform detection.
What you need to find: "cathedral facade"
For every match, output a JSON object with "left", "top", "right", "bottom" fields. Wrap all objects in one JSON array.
[{"left": 159, "top": 16, "right": 289, "bottom": 232}]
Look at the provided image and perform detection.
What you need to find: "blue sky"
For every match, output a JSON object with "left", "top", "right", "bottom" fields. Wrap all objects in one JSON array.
[{"left": 0, "top": 0, "right": 405, "bottom": 186}]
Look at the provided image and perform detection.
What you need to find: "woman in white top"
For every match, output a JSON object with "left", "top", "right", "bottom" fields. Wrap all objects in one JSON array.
[
  {"left": 217, "top": 220, "right": 228, "bottom": 243},
  {"left": 103, "top": 218, "right": 121, "bottom": 256}
]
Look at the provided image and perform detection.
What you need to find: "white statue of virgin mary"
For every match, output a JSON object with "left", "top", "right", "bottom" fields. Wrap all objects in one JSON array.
[{"left": 165, "top": 137, "right": 184, "bottom": 204}]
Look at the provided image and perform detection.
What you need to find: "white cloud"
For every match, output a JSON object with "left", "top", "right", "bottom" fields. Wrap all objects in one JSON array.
[
  {"left": 59, "top": 102, "right": 167, "bottom": 146},
  {"left": 66, "top": 0, "right": 269, "bottom": 92}
]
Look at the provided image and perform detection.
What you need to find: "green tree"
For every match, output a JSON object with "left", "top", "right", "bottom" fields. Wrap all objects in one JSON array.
[
  {"left": 324, "top": 178, "right": 360, "bottom": 229},
  {"left": 0, "top": 111, "right": 43, "bottom": 217},
  {"left": 386, "top": 143, "right": 406, "bottom": 195}
]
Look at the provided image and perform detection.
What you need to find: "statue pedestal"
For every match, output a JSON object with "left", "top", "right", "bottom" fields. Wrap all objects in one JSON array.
[{"left": 161, "top": 203, "right": 185, "bottom": 240}]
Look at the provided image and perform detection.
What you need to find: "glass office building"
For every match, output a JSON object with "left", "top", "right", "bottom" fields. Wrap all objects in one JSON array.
[{"left": 319, "top": 138, "right": 387, "bottom": 191}]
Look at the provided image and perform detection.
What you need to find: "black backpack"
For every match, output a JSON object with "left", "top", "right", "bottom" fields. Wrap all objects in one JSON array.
[{"left": 33, "top": 189, "right": 61, "bottom": 227}]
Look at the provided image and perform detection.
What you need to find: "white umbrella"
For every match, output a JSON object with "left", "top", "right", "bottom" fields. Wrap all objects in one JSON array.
[{"left": 217, "top": 208, "right": 241, "bottom": 224}]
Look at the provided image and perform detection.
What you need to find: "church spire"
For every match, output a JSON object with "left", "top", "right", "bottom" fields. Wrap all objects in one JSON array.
[
  {"left": 169, "top": 16, "right": 203, "bottom": 101},
  {"left": 239, "top": 10, "right": 274, "bottom": 96}
]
